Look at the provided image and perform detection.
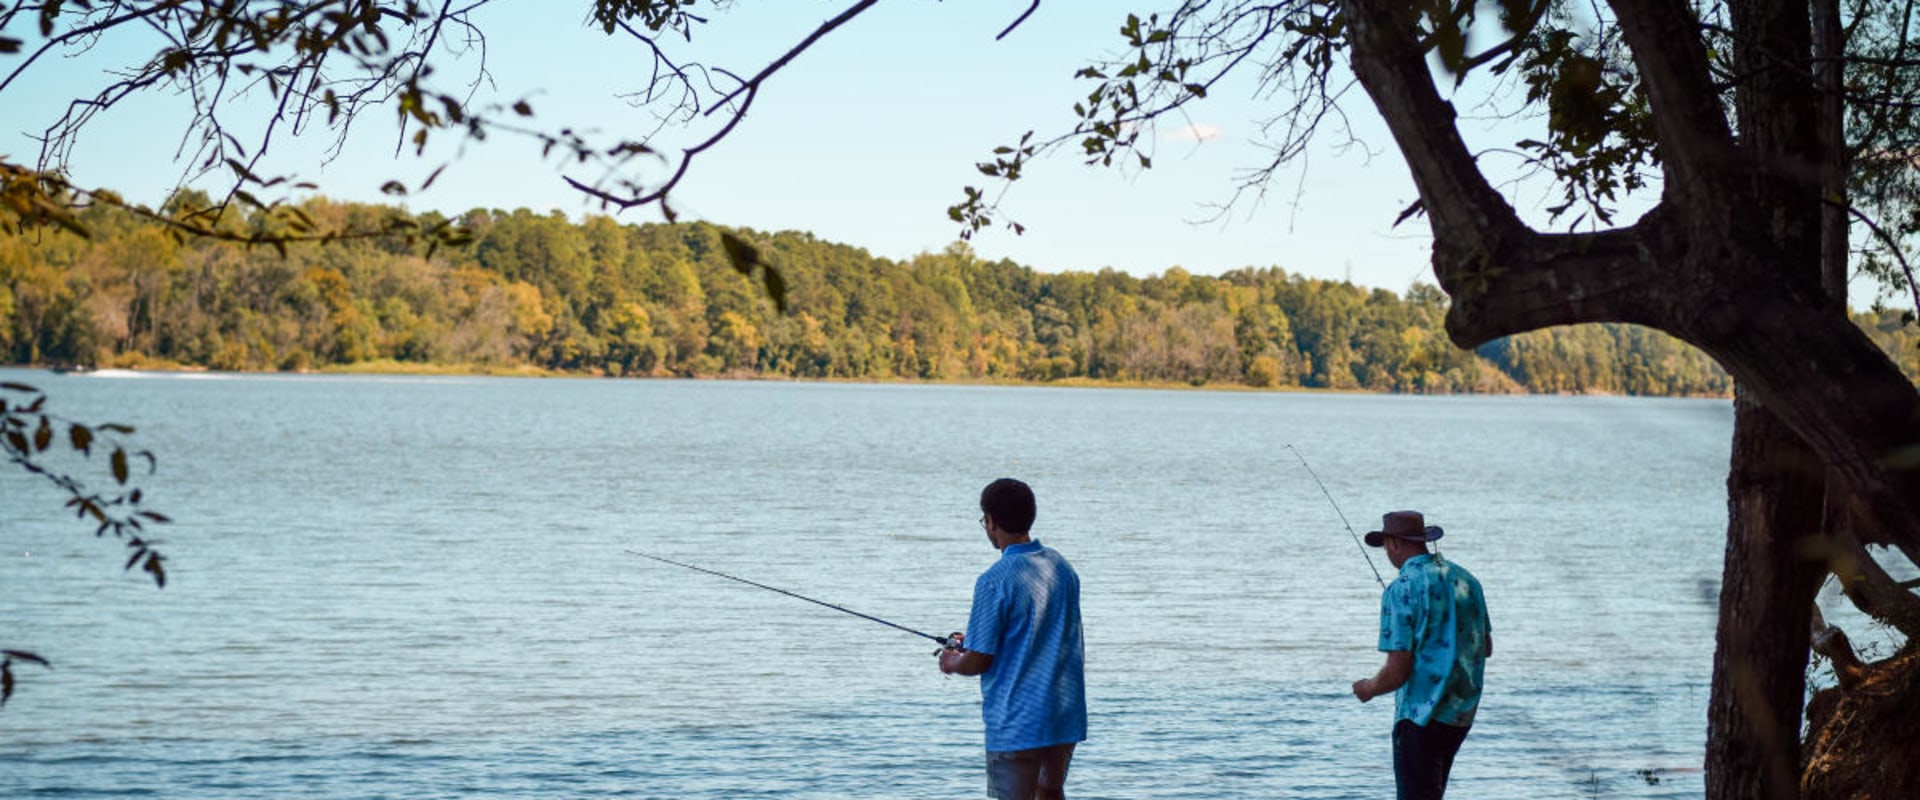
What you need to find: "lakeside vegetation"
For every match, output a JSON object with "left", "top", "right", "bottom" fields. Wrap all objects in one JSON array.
[{"left": 3, "top": 198, "right": 1914, "bottom": 394}]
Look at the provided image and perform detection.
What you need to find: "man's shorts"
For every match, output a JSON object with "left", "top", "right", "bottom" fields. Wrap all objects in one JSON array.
[{"left": 985, "top": 742, "right": 1076, "bottom": 799}]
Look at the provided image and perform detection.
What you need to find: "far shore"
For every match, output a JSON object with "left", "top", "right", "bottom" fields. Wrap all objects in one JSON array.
[{"left": 6, "top": 358, "right": 1736, "bottom": 400}]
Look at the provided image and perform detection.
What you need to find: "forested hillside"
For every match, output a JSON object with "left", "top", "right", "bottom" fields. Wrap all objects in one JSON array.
[{"left": 4, "top": 199, "right": 1913, "bottom": 394}]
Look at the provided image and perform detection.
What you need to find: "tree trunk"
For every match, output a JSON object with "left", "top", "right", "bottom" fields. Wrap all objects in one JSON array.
[
  {"left": 1707, "top": 391, "right": 1826, "bottom": 800},
  {"left": 1706, "top": 6, "right": 1829, "bottom": 796}
]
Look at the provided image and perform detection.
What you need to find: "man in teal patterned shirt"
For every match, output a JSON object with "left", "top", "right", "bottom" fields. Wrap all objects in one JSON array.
[{"left": 1352, "top": 510, "right": 1492, "bottom": 800}]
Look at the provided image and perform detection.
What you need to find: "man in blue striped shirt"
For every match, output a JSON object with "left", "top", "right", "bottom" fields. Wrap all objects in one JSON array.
[{"left": 938, "top": 478, "right": 1087, "bottom": 800}]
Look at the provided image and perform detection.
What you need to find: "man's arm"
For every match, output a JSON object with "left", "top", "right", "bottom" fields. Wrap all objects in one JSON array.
[
  {"left": 1352, "top": 650, "right": 1413, "bottom": 702},
  {"left": 940, "top": 647, "right": 993, "bottom": 676}
]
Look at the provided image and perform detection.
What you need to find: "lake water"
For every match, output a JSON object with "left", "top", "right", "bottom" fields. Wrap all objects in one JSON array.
[{"left": 1, "top": 369, "right": 1746, "bottom": 798}]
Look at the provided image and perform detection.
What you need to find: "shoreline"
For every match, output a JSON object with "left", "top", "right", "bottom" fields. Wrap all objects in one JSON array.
[{"left": 3, "top": 359, "right": 1737, "bottom": 400}]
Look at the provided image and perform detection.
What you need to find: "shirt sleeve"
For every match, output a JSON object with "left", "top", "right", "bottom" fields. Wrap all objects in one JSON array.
[
  {"left": 1478, "top": 577, "right": 1491, "bottom": 632},
  {"left": 1378, "top": 579, "right": 1415, "bottom": 653},
  {"left": 966, "top": 571, "right": 1004, "bottom": 656}
]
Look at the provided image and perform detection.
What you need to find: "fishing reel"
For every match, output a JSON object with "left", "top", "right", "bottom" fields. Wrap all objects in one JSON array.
[{"left": 935, "top": 631, "right": 964, "bottom": 656}]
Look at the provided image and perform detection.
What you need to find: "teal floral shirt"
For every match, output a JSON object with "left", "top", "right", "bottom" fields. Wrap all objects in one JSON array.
[{"left": 1378, "top": 553, "right": 1491, "bottom": 726}]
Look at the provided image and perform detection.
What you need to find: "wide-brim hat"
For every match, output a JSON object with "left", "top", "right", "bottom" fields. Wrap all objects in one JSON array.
[{"left": 1363, "top": 510, "right": 1444, "bottom": 547}]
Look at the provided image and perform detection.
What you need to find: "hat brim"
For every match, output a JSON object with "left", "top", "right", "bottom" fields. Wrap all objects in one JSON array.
[{"left": 1364, "top": 525, "right": 1443, "bottom": 546}]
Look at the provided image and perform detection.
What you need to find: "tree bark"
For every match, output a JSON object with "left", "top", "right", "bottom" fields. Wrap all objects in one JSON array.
[
  {"left": 1708, "top": 391, "right": 1826, "bottom": 800},
  {"left": 1813, "top": 0, "right": 1848, "bottom": 299}
]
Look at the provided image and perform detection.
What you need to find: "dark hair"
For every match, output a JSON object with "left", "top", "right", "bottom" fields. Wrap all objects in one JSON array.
[{"left": 980, "top": 478, "right": 1036, "bottom": 535}]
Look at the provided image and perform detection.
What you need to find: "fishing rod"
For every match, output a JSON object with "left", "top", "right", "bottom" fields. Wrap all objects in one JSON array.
[
  {"left": 1285, "top": 444, "right": 1386, "bottom": 588},
  {"left": 625, "top": 549, "right": 959, "bottom": 649}
]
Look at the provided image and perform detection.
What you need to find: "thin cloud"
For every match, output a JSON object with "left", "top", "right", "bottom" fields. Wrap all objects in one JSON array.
[{"left": 1166, "top": 124, "right": 1222, "bottom": 142}]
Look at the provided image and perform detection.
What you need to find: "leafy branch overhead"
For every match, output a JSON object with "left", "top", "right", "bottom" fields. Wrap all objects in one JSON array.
[
  {"left": 951, "top": 2, "right": 1660, "bottom": 240},
  {"left": 1, "top": 650, "right": 51, "bottom": 708},
  {"left": 1, "top": 382, "right": 170, "bottom": 588},
  {"left": 2, "top": 160, "right": 474, "bottom": 258},
  {"left": 3, "top": 2, "right": 665, "bottom": 255},
  {"left": 1, "top": 380, "right": 168, "bottom": 710},
  {"left": 719, "top": 231, "right": 786, "bottom": 313}
]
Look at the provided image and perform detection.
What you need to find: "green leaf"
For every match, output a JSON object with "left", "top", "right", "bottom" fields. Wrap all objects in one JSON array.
[
  {"left": 44, "top": 202, "right": 94, "bottom": 239},
  {"left": 1393, "top": 198, "right": 1426, "bottom": 227},
  {"left": 33, "top": 417, "right": 52, "bottom": 452},
  {"left": 761, "top": 265, "right": 789, "bottom": 314},
  {"left": 0, "top": 650, "right": 48, "bottom": 667},
  {"left": 0, "top": 37, "right": 22, "bottom": 54},
  {"left": 717, "top": 232, "right": 787, "bottom": 313},
  {"left": 37, "top": 0, "right": 61, "bottom": 37},
  {"left": 0, "top": 382, "right": 36, "bottom": 392},
  {"left": 111, "top": 448, "right": 129, "bottom": 484},
  {"left": 719, "top": 232, "right": 760, "bottom": 278},
  {"left": 225, "top": 158, "right": 262, "bottom": 184},
  {"left": 145, "top": 554, "right": 167, "bottom": 588},
  {"left": 69, "top": 424, "right": 93, "bottom": 455}
]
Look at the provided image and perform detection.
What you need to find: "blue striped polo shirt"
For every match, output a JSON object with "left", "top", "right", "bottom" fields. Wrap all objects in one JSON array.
[
  {"left": 1378, "top": 552, "right": 1491, "bottom": 727},
  {"left": 966, "top": 539, "right": 1088, "bottom": 752}
]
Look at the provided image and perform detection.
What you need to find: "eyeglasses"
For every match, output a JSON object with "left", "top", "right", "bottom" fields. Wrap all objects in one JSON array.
[{"left": 978, "top": 515, "right": 989, "bottom": 531}]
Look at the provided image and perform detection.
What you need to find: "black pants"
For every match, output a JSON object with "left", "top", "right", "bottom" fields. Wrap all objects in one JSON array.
[
  {"left": 1392, "top": 718, "right": 1471, "bottom": 800},
  {"left": 985, "top": 742, "right": 1075, "bottom": 799}
]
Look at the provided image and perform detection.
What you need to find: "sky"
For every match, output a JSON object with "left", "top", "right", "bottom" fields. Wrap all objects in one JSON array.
[
  {"left": 0, "top": 1, "right": 1892, "bottom": 308},
  {"left": 0, "top": 2, "right": 1468, "bottom": 295}
]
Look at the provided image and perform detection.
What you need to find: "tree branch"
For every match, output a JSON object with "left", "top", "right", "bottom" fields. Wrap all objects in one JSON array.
[
  {"left": 1822, "top": 522, "right": 1920, "bottom": 642},
  {"left": 707, "top": 0, "right": 881, "bottom": 115},
  {"left": 1341, "top": 0, "right": 1525, "bottom": 256},
  {"left": 1434, "top": 206, "right": 1689, "bottom": 345},
  {"left": 1840, "top": 201, "right": 1920, "bottom": 313},
  {"left": 997, "top": 0, "right": 1040, "bottom": 41},
  {"left": 1605, "top": 0, "right": 1743, "bottom": 204},
  {"left": 561, "top": 0, "right": 893, "bottom": 216},
  {"left": 0, "top": 1, "right": 176, "bottom": 95}
]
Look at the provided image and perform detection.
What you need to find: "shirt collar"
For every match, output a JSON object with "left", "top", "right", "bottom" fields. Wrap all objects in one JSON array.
[
  {"left": 1002, "top": 539, "right": 1043, "bottom": 557},
  {"left": 1399, "top": 553, "right": 1434, "bottom": 573}
]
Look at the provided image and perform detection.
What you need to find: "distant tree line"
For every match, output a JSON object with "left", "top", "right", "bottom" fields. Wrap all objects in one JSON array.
[{"left": 3, "top": 199, "right": 1914, "bottom": 394}]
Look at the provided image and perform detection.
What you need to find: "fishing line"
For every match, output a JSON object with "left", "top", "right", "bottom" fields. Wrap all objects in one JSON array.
[
  {"left": 1285, "top": 444, "right": 1386, "bottom": 588},
  {"left": 625, "top": 549, "right": 958, "bottom": 648}
]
